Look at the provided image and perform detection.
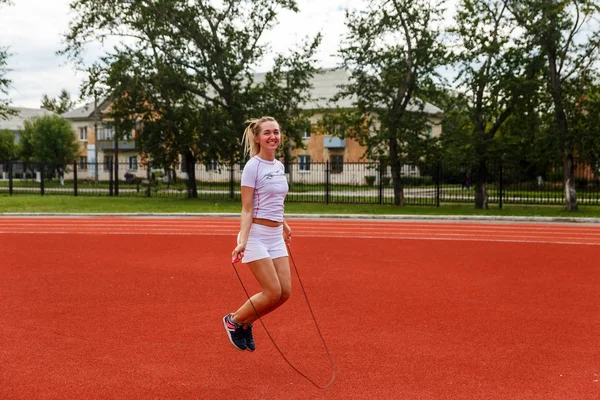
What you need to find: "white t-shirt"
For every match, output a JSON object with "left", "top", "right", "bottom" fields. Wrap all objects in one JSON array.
[{"left": 241, "top": 156, "right": 288, "bottom": 222}]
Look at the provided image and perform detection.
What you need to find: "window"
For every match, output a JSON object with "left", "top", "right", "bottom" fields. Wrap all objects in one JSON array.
[
  {"left": 103, "top": 156, "right": 114, "bottom": 171},
  {"left": 425, "top": 125, "right": 433, "bottom": 138},
  {"left": 128, "top": 156, "right": 138, "bottom": 171},
  {"left": 331, "top": 155, "right": 344, "bottom": 173},
  {"left": 79, "top": 156, "right": 88, "bottom": 170},
  {"left": 205, "top": 159, "right": 218, "bottom": 171},
  {"left": 298, "top": 155, "right": 311, "bottom": 171},
  {"left": 79, "top": 126, "right": 88, "bottom": 141},
  {"left": 302, "top": 127, "right": 311, "bottom": 140},
  {"left": 98, "top": 126, "right": 114, "bottom": 141}
]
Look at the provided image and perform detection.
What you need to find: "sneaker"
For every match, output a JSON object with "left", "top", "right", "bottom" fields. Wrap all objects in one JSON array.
[
  {"left": 222, "top": 314, "right": 247, "bottom": 351},
  {"left": 243, "top": 324, "right": 255, "bottom": 352}
]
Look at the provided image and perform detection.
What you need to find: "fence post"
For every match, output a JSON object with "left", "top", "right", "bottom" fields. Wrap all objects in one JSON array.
[
  {"left": 8, "top": 162, "right": 13, "bottom": 196},
  {"left": 146, "top": 161, "right": 151, "bottom": 198},
  {"left": 109, "top": 162, "right": 113, "bottom": 196},
  {"left": 229, "top": 163, "right": 235, "bottom": 200},
  {"left": 40, "top": 163, "right": 45, "bottom": 196},
  {"left": 436, "top": 160, "right": 441, "bottom": 207},
  {"left": 73, "top": 161, "right": 78, "bottom": 197},
  {"left": 378, "top": 158, "right": 384, "bottom": 205},
  {"left": 114, "top": 159, "right": 119, "bottom": 197},
  {"left": 325, "top": 161, "right": 330, "bottom": 204},
  {"left": 498, "top": 159, "right": 503, "bottom": 209},
  {"left": 286, "top": 161, "right": 293, "bottom": 191}
]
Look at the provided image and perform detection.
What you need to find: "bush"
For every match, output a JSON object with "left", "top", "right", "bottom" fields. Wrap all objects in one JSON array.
[{"left": 365, "top": 175, "right": 376, "bottom": 186}]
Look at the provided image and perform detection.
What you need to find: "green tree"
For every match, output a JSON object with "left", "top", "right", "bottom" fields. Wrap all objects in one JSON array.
[
  {"left": 19, "top": 115, "right": 80, "bottom": 178},
  {"left": 506, "top": 0, "right": 600, "bottom": 211},
  {"left": 0, "top": 129, "right": 17, "bottom": 161},
  {"left": 434, "top": 89, "right": 474, "bottom": 167},
  {"left": 41, "top": 89, "right": 76, "bottom": 114},
  {"left": 563, "top": 73, "right": 600, "bottom": 171},
  {"left": 0, "top": 0, "right": 15, "bottom": 120},
  {"left": 332, "top": 0, "right": 448, "bottom": 206},
  {"left": 451, "top": 0, "right": 541, "bottom": 209},
  {"left": 250, "top": 36, "right": 322, "bottom": 167},
  {"left": 62, "top": 0, "right": 319, "bottom": 197}
]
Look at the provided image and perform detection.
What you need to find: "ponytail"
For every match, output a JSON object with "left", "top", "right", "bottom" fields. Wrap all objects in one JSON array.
[{"left": 241, "top": 116, "right": 278, "bottom": 158}]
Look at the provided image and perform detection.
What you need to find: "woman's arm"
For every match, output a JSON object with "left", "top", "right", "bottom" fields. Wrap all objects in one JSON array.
[
  {"left": 283, "top": 218, "right": 292, "bottom": 243},
  {"left": 232, "top": 186, "right": 254, "bottom": 262}
]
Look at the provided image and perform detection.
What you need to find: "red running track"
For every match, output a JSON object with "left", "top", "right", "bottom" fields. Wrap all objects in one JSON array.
[{"left": 1, "top": 217, "right": 599, "bottom": 400}]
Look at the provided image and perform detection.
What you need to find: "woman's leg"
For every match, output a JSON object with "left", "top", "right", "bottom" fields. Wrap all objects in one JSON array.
[
  {"left": 232, "top": 257, "right": 281, "bottom": 324},
  {"left": 270, "top": 256, "right": 292, "bottom": 309},
  {"left": 232, "top": 256, "right": 291, "bottom": 325}
]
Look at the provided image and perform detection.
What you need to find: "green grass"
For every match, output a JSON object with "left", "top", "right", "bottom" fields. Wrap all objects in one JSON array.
[{"left": 1, "top": 194, "right": 600, "bottom": 219}]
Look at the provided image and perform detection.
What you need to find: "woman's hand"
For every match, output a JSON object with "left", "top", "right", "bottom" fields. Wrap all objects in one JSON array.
[
  {"left": 232, "top": 242, "right": 246, "bottom": 263},
  {"left": 283, "top": 224, "right": 292, "bottom": 243}
]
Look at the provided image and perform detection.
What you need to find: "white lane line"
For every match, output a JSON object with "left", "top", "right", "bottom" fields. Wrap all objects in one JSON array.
[
  {"left": 3, "top": 224, "right": 598, "bottom": 239},
  {"left": 3, "top": 217, "right": 599, "bottom": 228},
  {"left": 2, "top": 219, "right": 597, "bottom": 230},
  {"left": 0, "top": 227, "right": 598, "bottom": 240},
  {"left": 1, "top": 222, "right": 597, "bottom": 233},
  {"left": 1, "top": 231, "right": 599, "bottom": 246},
  {"left": 3, "top": 220, "right": 600, "bottom": 238},
  {"left": 2, "top": 219, "right": 600, "bottom": 246}
]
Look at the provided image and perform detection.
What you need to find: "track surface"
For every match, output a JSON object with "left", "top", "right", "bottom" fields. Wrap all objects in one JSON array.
[{"left": 1, "top": 217, "right": 599, "bottom": 399}]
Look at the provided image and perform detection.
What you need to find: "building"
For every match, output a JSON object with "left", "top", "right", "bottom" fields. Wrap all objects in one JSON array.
[
  {"left": 60, "top": 69, "right": 443, "bottom": 184},
  {"left": 62, "top": 98, "right": 139, "bottom": 180},
  {"left": 293, "top": 68, "right": 443, "bottom": 165},
  {"left": 0, "top": 107, "right": 55, "bottom": 144},
  {"left": 0, "top": 107, "right": 55, "bottom": 178}
]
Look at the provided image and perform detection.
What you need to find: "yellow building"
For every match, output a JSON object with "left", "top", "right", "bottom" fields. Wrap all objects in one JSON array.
[
  {"left": 292, "top": 68, "right": 443, "bottom": 167},
  {"left": 62, "top": 98, "right": 140, "bottom": 180},
  {"left": 61, "top": 69, "right": 442, "bottom": 184}
]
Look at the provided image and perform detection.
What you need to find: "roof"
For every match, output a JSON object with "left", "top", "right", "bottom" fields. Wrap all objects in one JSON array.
[
  {"left": 61, "top": 97, "right": 110, "bottom": 120},
  {"left": 62, "top": 69, "right": 443, "bottom": 121},
  {"left": 305, "top": 68, "right": 443, "bottom": 114},
  {"left": 0, "top": 107, "right": 55, "bottom": 131}
]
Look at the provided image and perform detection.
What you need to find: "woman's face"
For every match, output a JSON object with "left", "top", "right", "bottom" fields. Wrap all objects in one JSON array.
[{"left": 255, "top": 120, "right": 281, "bottom": 151}]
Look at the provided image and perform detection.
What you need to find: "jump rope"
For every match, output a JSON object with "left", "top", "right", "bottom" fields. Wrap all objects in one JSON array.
[{"left": 230, "top": 242, "right": 336, "bottom": 390}]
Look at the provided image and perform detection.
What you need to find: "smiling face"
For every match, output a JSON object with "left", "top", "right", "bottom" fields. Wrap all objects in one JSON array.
[{"left": 254, "top": 120, "right": 281, "bottom": 157}]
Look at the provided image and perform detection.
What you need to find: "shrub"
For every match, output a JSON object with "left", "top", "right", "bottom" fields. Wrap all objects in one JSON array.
[{"left": 365, "top": 175, "right": 376, "bottom": 186}]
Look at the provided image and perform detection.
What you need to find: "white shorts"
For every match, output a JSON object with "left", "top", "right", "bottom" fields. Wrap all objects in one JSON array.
[{"left": 239, "top": 223, "right": 288, "bottom": 263}]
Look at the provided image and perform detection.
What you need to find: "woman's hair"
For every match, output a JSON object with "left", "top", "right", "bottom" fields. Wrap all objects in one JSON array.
[{"left": 241, "top": 116, "right": 279, "bottom": 158}]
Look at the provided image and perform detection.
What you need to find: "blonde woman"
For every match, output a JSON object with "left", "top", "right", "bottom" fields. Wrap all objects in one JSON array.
[{"left": 223, "top": 116, "right": 292, "bottom": 352}]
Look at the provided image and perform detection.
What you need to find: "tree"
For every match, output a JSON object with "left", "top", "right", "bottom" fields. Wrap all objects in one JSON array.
[
  {"left": 506, "top": 0, "right": 600, "bottom": 211},
  {"left": 0, "top": 129, "right": 16, "bottom": 161},
  {"left": 41, "top": 89, "right": 76, "bottom": 114},
  {"left": 0, "top": 0, "right": 15, "bottom": 120},
  {"left": 434, "top": 89, "right": 474, "bottom": 168},
  {"left": 62, "top": 0, "right": 319, "bottom": 197},
  {"left": 332, "top": 0, "right": 447, "bottom": 206},
  {"left": 451, "top": 0, "right": 541, "bottom": 208},
  {"left": 19, "top": 115, "right": 80, "bottom": 178},
  {"left": 250, "top": 36, "right": 322, "bottom": 167}
]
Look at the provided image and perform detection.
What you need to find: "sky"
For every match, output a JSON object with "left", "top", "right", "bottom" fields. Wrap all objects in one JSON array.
[{"left": 0, "top": 0, "right": 366, "bottom": 109}]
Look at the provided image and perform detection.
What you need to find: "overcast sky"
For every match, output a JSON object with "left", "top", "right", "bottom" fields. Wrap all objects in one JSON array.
[{"left": 0, "top": 0, "right": 372, "bottom": 109}]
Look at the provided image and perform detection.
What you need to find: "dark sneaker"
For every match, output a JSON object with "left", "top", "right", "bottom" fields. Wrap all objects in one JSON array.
[
  {"left": 222, "top": 314, "right": 247, "bottom": 351},
  {"left": 243, "top": 324, "right": 255, "bottom": 352}
]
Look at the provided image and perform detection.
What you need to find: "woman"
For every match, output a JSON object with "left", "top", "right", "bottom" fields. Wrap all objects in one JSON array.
[{"left": 223, "top": 116, "right": 292, "bottom": 352}]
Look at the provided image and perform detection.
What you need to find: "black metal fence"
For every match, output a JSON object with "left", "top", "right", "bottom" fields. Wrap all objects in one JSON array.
[{"left": 1, "top": 159, "right": 599, "bottom": 206}]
